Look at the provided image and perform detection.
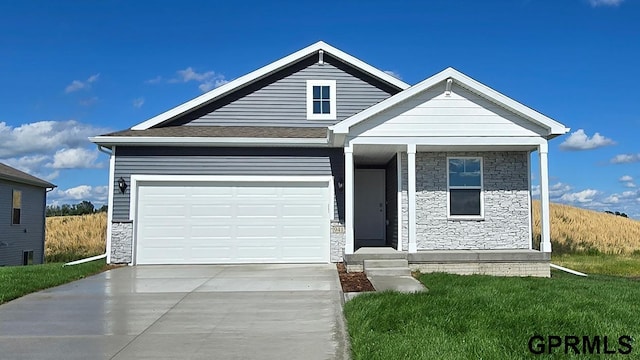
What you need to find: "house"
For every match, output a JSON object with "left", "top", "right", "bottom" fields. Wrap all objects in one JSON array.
[
  {"left": 90, "top": 41, "right": 569, "bottom": 277},
  {"left": 0, "top": 163, "right": 56, "bottom": 266}
]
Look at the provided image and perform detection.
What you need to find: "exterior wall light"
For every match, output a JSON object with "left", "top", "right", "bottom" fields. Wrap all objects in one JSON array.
[{"left": 118, "top": 177, "right": 128, "bottom": 194}]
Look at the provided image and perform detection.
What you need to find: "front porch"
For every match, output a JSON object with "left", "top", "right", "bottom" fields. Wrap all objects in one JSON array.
[{"left": 345, "top": 247, "right": 551, "bottom": 277}]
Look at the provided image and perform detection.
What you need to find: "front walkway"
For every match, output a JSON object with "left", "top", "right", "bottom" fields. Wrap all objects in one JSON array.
[{"left": 0, "top": 265, "right": 349, "bottom": 360}]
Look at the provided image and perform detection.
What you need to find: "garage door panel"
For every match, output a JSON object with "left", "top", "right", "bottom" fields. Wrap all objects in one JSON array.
[{"left": 136, "top": 181, "right": 329, "bottom": 264}]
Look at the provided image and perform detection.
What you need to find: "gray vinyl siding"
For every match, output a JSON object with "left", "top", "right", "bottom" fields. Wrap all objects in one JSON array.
[
  {"left": 0, "top": 179, "right": 46, "bottom": 266},
  {"left": 171, "top": 54, "right": 398, "bottom": 128},
  {"left": 385, "top": 155, "right": 398, "bottom": 249},
  {"left": 113, "top": 146, "right": 345, "bottom": 222}
]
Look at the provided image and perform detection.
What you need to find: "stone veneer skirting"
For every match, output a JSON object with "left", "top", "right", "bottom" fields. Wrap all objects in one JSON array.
[
  {"left": 330, "top": 221, "right": 346, "bottom": 262},
  {"left": 111, "top": 221, "right": 133, "bottom": 264}
]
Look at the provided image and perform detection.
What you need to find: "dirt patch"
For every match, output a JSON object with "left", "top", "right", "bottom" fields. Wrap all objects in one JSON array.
[{"left": 336, "top": 263, "right": 375, "bottom": 292}]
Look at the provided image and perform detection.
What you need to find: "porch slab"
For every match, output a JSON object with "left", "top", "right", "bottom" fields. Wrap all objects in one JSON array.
[{"left": 408, "top": 249, "right": 550, "bottom": 263}]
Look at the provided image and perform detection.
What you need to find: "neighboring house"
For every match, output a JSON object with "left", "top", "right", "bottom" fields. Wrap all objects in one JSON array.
[
  {"left": 90, "top": 41, "right": 569, "bottom": 277},
  {"left": 0, "top": 163, "right": 55, "bottom": 266}
]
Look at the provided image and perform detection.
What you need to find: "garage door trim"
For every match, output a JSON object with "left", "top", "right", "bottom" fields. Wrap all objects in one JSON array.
[{"left": 129, "top": 175, "right": 335, "bottom": 265}]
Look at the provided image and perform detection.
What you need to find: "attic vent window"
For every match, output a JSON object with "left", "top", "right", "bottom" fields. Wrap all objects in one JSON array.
[{"left": 306, "top": 80, "right": 336, "bottom": 120}]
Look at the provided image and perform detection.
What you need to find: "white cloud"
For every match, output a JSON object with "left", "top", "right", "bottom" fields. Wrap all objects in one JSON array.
[
  {"left": 383, "top": 70, "right": 402, "bottom": 79},
  {"left": 170, "top": 67, "right": 228, "bottom": 92},
  {"left": 199, "top": 78, "right": 229, "bottom": 92},
  {"left": 0, "top": 120, "right": 109, "bottom": 158},
  {"left": 559, "top": 129, "right": 616, "bottom": 150},
  {"left": 589, "top": 0, "right": 623, "bottom": 7},
  {"left": 132, "top": 97, "right": 145, "bottom": 108},
  {"left": 175, "top": 67, "right": 214, "bottom": 82},
  {"left": 618, "top": 175, "right": 636, "bottom": 188},
  {"left": 47, "top": 148, "right": 101, "bottom": 169},
  {"left": 604, "top": 195, "right": 619, "bottom": 204},
  {"left": 611, "top": 153, "right": 640, "bottom": 164},
  {"left": 145, "top": 76, "right": 163, "bottom": 84},
  {"left": 549, "top": 182, "right": 572, "bottom": 197},
  {"left": 559, "top": 189, "right": 599, "bottom": 203},
  {"left": 79, "top": 97, "right": 99, "bottom": 107},
  {"left": 1, "top": 155, "right": 59, "bottom": 181},
  {"left": 48, "top": 185, "right": 109, "bottom": 206},
  {"left": 65, "top": 73, "right": 100, "bottom": 93}
]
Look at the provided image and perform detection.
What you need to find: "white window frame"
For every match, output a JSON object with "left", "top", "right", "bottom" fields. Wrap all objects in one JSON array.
[
  {"left": 306, "top": 80, "right": 336, "bottom": 120},
  {"left": 446, "top": 156, "right": 484, "bottom": 220}
]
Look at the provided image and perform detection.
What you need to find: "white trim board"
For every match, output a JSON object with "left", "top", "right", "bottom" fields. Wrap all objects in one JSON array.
[{"left": 128, "top": 175, "right": 336, "bottom": 265}]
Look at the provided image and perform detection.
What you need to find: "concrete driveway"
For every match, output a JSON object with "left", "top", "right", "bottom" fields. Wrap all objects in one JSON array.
[{"left": 0, "top": 264, "right": 349, "bottom": 360}]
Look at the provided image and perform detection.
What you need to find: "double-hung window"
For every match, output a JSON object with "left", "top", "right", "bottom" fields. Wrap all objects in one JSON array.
[
  {"left": 306, "top": 80, "right": 336, "bottom": 120},
  {"left": 12, "top": 190, "right": 22, "bottom": 225},
  {"left": 447, "top": 157, "right": 483, "bottom": 218}
]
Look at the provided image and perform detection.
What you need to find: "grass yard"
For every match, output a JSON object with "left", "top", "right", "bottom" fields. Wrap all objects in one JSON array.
[
  {"left": 0, "top": 259, "right": 107, "bottom": 305},
  {"left": 553, "top": 253, "right": 640, "bottom": 277},
  {"left": 344, "top": 271, "right": 640, "bottom": 359}
]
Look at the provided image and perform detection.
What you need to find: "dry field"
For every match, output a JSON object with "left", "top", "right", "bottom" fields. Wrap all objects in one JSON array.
[
  {"left": 45, "top": 212, "right": 107, "bottom": 262},
  {"left": 532, "top": 200, "right": 640, "bottom": 255}
]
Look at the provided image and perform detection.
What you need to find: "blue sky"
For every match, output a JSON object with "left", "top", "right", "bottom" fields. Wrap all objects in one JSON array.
[{"left": 1, "top": 0, "right": 639, "bottom": 218}]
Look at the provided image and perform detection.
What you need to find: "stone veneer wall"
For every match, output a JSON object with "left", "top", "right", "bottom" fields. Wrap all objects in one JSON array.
[
  {"left": 111, "top": 221, "right": 133, "bottom": 263},
  {"left": 401, "top": 151, "right": 530, "bottom": 250},
  {"left": 330, "top": 221, "right": 345, "bottom": 262}
]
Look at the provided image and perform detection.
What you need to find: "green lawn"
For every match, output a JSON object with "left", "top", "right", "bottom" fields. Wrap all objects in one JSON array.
[
  {"left": 0, "top": 259, "right": 107, "bottom": 305},
  {"left": 552, "top": 253, "right": 640, "bottom": 277},
  {"left": 344, "top": 271, "right": 640, "bottom": 359}
]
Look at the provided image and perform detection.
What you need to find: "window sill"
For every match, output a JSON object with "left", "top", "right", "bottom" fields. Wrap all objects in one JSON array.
[
  {"left": 306, "top": 114, "right": 336, "bottom": 121},
  {"left": 447, "top": 216, "right": 485, "bottom": 222}
]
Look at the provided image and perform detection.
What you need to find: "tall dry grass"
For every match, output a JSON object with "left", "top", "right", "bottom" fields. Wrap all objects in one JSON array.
[
  {"left": 532, "top": 200, "right": 640, "bottom": 255},
  {"left": 45, "top": 212, "right": 107, "bottom": 262}
]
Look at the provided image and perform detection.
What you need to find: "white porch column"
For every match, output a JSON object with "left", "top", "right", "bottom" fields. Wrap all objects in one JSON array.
[
  {"left": 396, "top": 151, "right": 403, "bottom": 251},
  {"left": 407, "top": 144, "right": 417, "bottom": 253},
  {"left": 538, "top": 142, "right": 552, "bottom": 253},
  {"left": 344, "top": 146, "right": 355, "bottom": 255}
]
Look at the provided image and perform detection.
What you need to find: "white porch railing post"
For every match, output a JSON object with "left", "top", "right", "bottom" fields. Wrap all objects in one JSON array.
[
  {"left": 407, "top": 144, "right": 417, "bottom": 253},
  {"left": 539, "top": 142, "right": 552, "bottom": 253},
  {"left": 344, "top": 146, "right": 355, "bottom": 255}
]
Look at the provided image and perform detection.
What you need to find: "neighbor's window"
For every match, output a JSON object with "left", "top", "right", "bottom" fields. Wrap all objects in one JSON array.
[
  {"left": 12, "top": 190, "right": 22, "bottom": 225},
  {"left": 447, "top": 157, "right": 483, "bottom": 218},
  {"left": 23, "top": 250, "right": 33, "bottom": 266},
  {"left": 306, "top": 80, "right": 336, "bottom": 120}
]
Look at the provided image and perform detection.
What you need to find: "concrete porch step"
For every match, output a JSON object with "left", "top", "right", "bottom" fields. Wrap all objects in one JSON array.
[
  {"left": 365, "top": 267, "right": 411, "bottom": 277},
  {"left": 363, "top": 259, "right": 408, "bottom": 269},
  {"left": 363, "top": 259, "right": 411, "bottom": 277}
]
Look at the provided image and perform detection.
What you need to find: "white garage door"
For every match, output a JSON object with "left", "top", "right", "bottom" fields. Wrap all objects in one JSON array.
[{"left": 135, "top": 181, "right": 330, "bottom": 264}]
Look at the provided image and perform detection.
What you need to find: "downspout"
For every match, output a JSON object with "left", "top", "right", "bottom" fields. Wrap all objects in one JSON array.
[
  {"left": 550, "top": 263, "right": 587, "bottom": 277},
  {"left": 65, "top": 145, "right": 113, "bottom": 266}
]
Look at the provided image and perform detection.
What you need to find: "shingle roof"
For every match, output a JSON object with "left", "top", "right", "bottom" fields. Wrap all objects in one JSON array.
[
  {"left": 0, "top": 163, "right": 56, "bottom": 188},
  {"left": 104, "top": 126, "right": 328, "bottom": 139}
]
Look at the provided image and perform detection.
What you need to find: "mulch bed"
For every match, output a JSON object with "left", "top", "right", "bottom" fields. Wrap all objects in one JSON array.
[{"left": 336, "top": 263, "right": 375, "bottom": 292}]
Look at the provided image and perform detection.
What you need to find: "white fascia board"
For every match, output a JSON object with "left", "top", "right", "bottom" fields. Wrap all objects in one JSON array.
[
  {"left": 132, "top": 41, "right": 409, "bottom": 131},
  {"left": 331, "top": 67, "right": 570, "bottom": 136},
  {"left": 89, "top": 136, "right": 329, "bottom": 147}
]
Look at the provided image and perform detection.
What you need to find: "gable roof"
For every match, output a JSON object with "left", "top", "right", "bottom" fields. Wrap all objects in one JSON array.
[
  {"left": 331, "top": 67, "right": 570, "bottom": 138},
  {"left": 131, "top": 41, "right": 410, "bottom": 131},
  {"left": 0, "top": 162, "right": 56, "bottom": 188}
]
